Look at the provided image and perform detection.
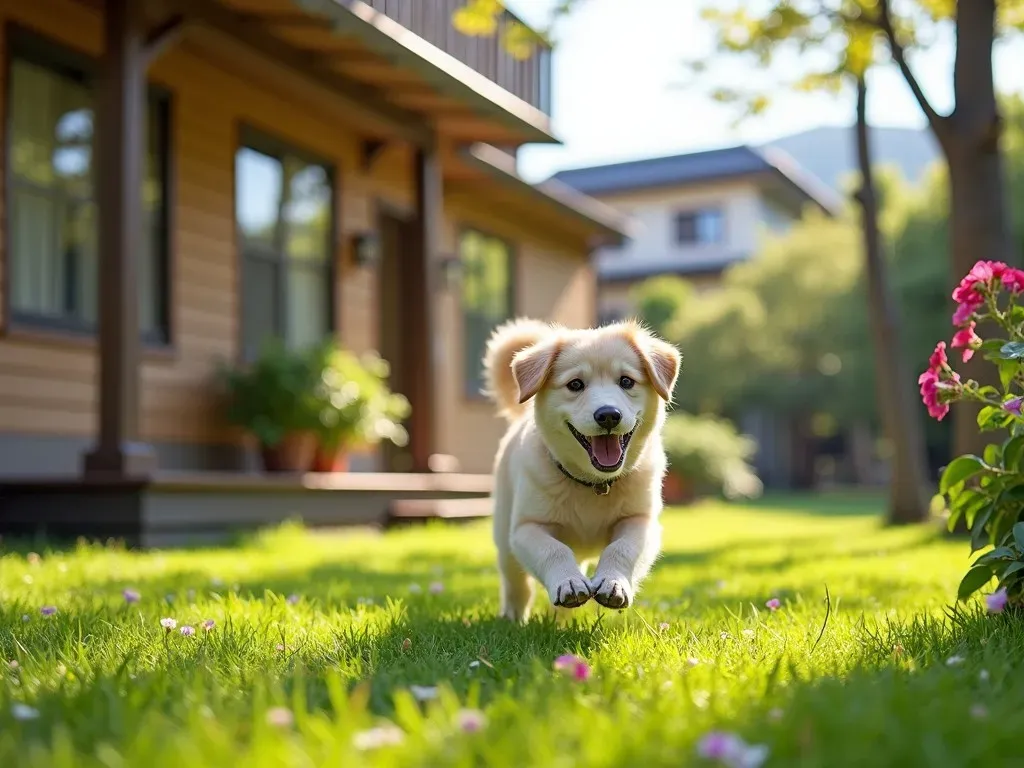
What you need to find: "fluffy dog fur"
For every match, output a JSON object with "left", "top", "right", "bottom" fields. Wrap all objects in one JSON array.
[{"left": 483, "top": 317, "right": 681, "bottom": 621}]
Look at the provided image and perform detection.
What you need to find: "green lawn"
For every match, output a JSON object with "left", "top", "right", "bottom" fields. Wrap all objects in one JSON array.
[{"left": 1, "top": 495, "right": 1020, "bottom": 767}]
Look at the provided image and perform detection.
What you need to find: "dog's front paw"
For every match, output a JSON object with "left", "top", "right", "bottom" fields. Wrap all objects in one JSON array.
[
  {"left": 549, "top": 576, "right": 592, "bottom": 608},
  {"left": 591, "top": 575, "right": 632, "bottom": 610}
]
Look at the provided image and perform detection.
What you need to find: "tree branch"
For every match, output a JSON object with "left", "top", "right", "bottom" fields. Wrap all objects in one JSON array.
[{"left": 876, "top": 0, "right": 949, "bottom": 146}]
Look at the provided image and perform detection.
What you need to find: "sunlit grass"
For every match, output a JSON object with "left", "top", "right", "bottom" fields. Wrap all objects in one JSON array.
[{"left": 2, "top": 495, "right": 1021, "bottom": 767}]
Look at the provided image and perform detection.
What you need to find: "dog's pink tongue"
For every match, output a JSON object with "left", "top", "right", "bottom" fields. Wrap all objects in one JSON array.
[{"left": 591, "top": 435, "right": 623, "bottom": 467}]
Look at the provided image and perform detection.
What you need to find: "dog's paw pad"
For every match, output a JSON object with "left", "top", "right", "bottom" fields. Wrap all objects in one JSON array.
[
  {"left": 551, "top": 577, "right": 592, "bottom": 608},
  {"left": 592, "top": 577, "right": 632, "bottom": 610}
]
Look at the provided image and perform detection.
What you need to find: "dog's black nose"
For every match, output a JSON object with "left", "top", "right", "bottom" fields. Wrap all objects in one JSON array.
[{"left": 593, "top": 406, "right": 622, "bottom": 430}]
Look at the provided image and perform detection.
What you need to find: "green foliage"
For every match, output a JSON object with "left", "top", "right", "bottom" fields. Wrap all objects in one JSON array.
[
  {"left": 308, "top": 343, "right": 411, "bottom": 452},
  {"left": 662, "top": 412, "right": 763, "bottom": 499},
  {"left": 629, "top": 275, "right": 693, "bottom": 336},
  {"left": 218, "top": 341, "right": 410, "bottom": 452},
  {"left": 218, "top": 341, "right": 323, "bottom": 448}
]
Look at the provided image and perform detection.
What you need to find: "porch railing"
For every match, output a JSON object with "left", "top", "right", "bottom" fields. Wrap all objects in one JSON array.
[{"left": 365, "top": 0, "right": 552, "bottom": 114}]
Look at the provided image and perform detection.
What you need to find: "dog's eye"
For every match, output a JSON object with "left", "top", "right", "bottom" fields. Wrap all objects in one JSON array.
[
  {"left": 566, "top": 378, "right": 585, "bottom": 392},
  {"left": 619, "top": 376, "right": 636, "bottom": 390}
]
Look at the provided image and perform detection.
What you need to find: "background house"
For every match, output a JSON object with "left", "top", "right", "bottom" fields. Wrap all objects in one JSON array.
[{"left": 549, "top": 145, "right": 841, "bottom": 321}]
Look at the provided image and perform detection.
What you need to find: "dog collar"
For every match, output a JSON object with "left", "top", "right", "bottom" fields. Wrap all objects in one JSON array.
[{"left": 553, "top": 459, "right": 614, "bottom": 496}]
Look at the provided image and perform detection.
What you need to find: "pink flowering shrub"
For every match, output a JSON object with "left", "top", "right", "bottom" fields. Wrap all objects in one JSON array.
[{"left": 925, "top": 260, "right": 1024, "bottom": 608}]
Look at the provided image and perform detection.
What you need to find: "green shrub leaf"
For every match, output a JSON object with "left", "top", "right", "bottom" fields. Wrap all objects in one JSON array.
[
  {"left": 1014, "top": 522, "right": 1024, "bottom": 551},
  {"left": 940, "top": 455, "right": 986, "bottom": 495},
  {"left": 958, "top": 564, "right": 995, "bottom": 601}
]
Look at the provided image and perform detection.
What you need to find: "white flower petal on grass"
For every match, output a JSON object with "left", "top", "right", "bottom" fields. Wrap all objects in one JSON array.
[
  {"left": 11, "top": 703, "right": 39, "bottom": 721},
  {"left": 160, "top": 617, "right": 177, "bottom": 631},
  {"left": 742, "top": 629, "right": 755, "bottom": 639},
  {"left": 409, "top": 685, "right": 439, "bottom": 702},
  {"left": 979, "top": 669, "right": 990, "bottom": 682},
  {"left": 408, "top": 583, "right": 423, "bottom": 594},
  {"left": 353, "top": 724, "right": 405, "bottom": 750},
  {"left": 946, "top": 655, "right": 966, "bottom": 666}
]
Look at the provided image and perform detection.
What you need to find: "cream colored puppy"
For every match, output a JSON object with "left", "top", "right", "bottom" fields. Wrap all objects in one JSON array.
[{"left": 483, "top": 318, "right": 681, "bottom": 621}]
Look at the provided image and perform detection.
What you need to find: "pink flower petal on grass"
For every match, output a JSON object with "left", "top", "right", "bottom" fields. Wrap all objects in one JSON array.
[
  {"left": 265, "top": 707, "right": 294, "bottom": 727},
  {"left": 180, "top": 625, "right": 195, "bottom": 637},
  {"left": 456, "top": 708, "right": 487, "bottom": 733},
  {"left": 123, "top": 589, "right": 141, "bottom": 604},
  {"left": 40, "top": 606, "right": 57, "bottom": 617},
  {"left": 765, "top": 598, "right": 781, "bottom": 611},
  {"left": 202, "top": 619, "right": 215, "bottom": 632},
  {"left": 553, "top": 654, "right": 591, "bottom": 681}
]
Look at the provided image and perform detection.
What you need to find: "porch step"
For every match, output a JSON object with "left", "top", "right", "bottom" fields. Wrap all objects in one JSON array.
[{"left": 386, "top": 497, "right": 493, "bottom": 526}]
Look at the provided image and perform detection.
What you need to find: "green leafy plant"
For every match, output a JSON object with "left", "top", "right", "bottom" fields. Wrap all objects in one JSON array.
[
  {"left": 217, "top": 341, "right": 322, "bottom": 448},
  {"left": 309, "top": 342, "right": 411, "bottom": 453},
  {"left": 927, "top": 260, "right": 1024, "bottom": 609},
  {"left": 661, "top": 412, "right": 762, "bottom": 500}
]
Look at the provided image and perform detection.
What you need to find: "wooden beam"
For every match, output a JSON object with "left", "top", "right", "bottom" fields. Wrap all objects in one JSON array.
[
  {"left": 170, "top": 0, "right": 430, "bottom": 145},
  {"left": 143, "top": 13, "right": 187, "bottom": 66},
  {"left": 360, "top": 139, "right": 388, "bottom": 172},
  {"left": 404, "top": 146, "right": 441, "bottom": 473},
  {"left": 83, "top": 0, "right": 157, "bottom": 478}
]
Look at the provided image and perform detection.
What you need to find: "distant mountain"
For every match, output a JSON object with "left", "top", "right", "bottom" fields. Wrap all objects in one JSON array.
[{"left": 760, "top": 125, "right": 941, "bottom": 193}]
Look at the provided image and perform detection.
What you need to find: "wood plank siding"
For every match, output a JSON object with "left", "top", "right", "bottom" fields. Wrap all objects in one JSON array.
[{"left": 0, "top": 0, "right": 596, "bottom": 475}]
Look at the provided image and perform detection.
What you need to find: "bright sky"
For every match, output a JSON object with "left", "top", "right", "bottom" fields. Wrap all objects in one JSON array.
[{"left": 508, "top": 0, "right": 1024, "bottom": 183}]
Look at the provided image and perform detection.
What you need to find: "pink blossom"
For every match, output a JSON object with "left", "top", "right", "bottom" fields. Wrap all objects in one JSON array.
[
  {"left": 123, "top": 589, "right": 141, "bottom": 604},
  {"left": 428, "top": 582, "right": 445, "bottom": 594},
  {"left": 40, "top": 606, "right": 57, "bottom": 617},
  {"left": 952, "top": 300, "right": 981, "bottom": 327},
  {"left": 765, "top": 598, "right": 781, "bottom": 611},
  {"left": 202, "top": 619, "right": 215, "bottom": 631},
  {"left": 1004, "top": 398, "right": 1023, "bottom": 417},
  {"left": 179, "top": 625, "right": 196, "bottom": 637},
  {"left": 696, "top": 731, "right": 769, "bottom": 767},
  {"left": 286, "top": 594, "right": 300, "bottom": 605},
  {"left": 950, "top": 322, "right": 982, "bottom": 363},
  {"left": 985, "top": 587, "right": 1008, "bottom": 614},
  {"left": 659, "top": 622, "right": 671, "bottom": 632},
  {"left": 1002, "top": 267, "right": 1024, "bottom": 293},
  {"left": 929, "top": 341, "right": 949, "bottom": 371},
  {"left": 553, "top": 654, "right": 591, "bottom": 681}
]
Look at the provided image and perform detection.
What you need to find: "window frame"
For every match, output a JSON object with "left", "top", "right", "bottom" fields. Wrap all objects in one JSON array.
[
  {"left": 674, "top": 206, "right": 725, "bottom": 247},
  {"left": 235, "top": 124, "right": 338, "bottom": 361},
  {"left": 458, "top": 226, "right": 516, "bottom": 399},
  {"left": 2, "top": 24, "right": 173, "bottom": 346}
]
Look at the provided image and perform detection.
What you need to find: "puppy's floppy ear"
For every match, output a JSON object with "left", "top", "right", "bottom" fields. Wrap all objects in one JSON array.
[
  {"left": 511, "top": 338, "right": 562, "bottom": 403},
  {"left": 635, "top": 336, "right": 681, "bottom": 402}
]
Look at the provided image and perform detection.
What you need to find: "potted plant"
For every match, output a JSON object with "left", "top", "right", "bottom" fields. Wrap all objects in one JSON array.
[
  {"left": 217, "top": 341, "right": 322, "bottom": 472},
  {"left": 661, "top": 412, "right": 763, "bottom": 504},
  {"left": 308, "top": 342, "right": 412, "bottom": 473}
]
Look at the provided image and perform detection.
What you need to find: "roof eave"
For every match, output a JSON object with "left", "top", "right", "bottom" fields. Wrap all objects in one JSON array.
[
  {"left": 462, "top": 144, "right": 634, "bottom": 246},
  {"left": 293, "top": 0, "right": 560, "bottom": 146}
]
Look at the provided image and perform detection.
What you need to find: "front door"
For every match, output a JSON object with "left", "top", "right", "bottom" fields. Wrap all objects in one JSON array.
[{"left": 378, "top": 210, "right": 415, "bottom": 472}]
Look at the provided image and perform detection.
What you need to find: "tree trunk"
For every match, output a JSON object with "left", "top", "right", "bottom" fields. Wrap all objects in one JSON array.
[
  {"left": 854, "top": 75, "right": 931, "bottom": 525},
  {"left": 946, "top": 0, "right": 1014, "bottom": 459},
  {"left": 879, "top": 0, "right": 1013, "bottom": 460}
]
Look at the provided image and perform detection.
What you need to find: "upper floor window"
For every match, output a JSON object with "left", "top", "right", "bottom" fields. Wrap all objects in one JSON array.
[
  {"left": 460, "top": 229, "right": 514, "bottom": 397},
  {"left": 7, "top": 33, "right": 171, "bottom": 343},
  {"left": 236, "top": 130, "right": 335, "bottom": 360},
  {"left": 675, "top": 208, "right": 725, "bottom": 246}
]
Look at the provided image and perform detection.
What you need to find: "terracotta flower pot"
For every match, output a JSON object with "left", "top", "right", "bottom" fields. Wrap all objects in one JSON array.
[
  {"left": 260, "top": 432, "right": 317, "bottom": 473},
  {"left": 663, "top": 471, "right": 695, "bottom": 505},
  {"left": 311, "top": 444, "right": 350, "bottom": 473}
]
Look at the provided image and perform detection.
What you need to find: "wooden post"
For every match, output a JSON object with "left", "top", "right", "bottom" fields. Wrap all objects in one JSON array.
[
  {"left": 404, "top": 145, "right": 441, "bottom": 473},
  {"left": 83, "top": 0, "right": 156, "bottom": 477}
]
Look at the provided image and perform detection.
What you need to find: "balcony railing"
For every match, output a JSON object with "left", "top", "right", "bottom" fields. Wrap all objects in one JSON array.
[{"left": 365, "top": 0, "right": 552, "bottom": 114}]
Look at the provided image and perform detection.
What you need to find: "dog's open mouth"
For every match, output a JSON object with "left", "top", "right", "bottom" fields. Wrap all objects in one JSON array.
[{"left": 567, "top": 422, "right": 635, "bottom": 473}]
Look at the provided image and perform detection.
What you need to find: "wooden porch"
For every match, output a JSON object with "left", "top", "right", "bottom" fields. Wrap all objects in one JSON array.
[{"left": 0, "top": 471, "right": 493, "bottom": 547}]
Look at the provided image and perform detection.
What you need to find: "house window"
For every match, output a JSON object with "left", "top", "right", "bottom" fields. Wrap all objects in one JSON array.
[
  {"left": 236, "top": 131, "right": 334, "bottom": 359},
  {"left": 7, "top": 36, "right": 170, "bottom": 342},
  {"left": 460, "top": 229, "right": 514, "bottom": 396},
  {"left": 675, "top": 208, "right": 725, "bottom": 246}
]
